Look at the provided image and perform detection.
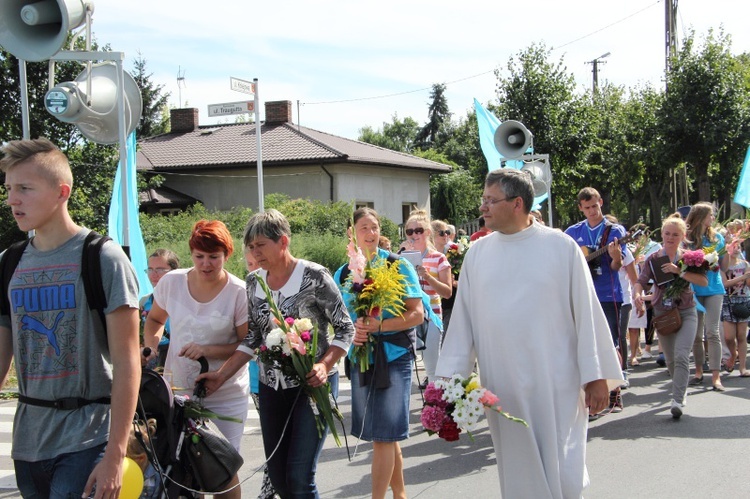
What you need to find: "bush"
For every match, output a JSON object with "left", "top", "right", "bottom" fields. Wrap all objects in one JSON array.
[{"left": 140, "top": 199, "right": 400, "bottom": 276}]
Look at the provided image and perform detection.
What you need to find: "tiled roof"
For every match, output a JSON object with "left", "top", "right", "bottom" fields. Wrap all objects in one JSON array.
[{"left": 137, "top": 122, "right": 452, "bottom": 173}]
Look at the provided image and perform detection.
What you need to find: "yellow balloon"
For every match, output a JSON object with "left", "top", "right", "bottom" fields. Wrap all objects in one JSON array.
[{"left": 119, "top": 456, "right": 144, "bottom": 499}]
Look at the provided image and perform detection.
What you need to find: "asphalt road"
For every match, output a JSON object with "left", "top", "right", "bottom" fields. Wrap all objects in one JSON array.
[{"left": 1, "top": 353, "right": 749, "bottom": 498}]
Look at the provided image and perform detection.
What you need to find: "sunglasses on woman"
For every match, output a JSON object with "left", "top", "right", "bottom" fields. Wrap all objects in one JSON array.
[
  {"left": 438, "top": 230, "right": 452, "bottom": 237},
  {"left": 405, "top": 227, "right": 425, "bottom": 236}
]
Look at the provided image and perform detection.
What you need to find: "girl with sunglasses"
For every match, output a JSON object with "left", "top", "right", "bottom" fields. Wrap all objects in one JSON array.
[{"left": 403, "top": 209, "right": 453, "bottom": 385}]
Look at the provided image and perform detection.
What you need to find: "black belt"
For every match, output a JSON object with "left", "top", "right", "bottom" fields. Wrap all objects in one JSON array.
[
  {"left": 361, "top": 329, "right": 415, "bottom": 389},
  {"left": 18, "top": 395, "right": 111, "bottom": 410}
]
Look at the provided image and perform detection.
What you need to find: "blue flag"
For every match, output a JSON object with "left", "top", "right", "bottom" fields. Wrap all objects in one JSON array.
[
  {"left": 109, "top": 131, "right": 152, "bottom": 298},
  {"left": 473, "top": 98, "right": 548, "bottom": 208},
  {"left": 734, "top": 145, "right": 750, "bottom": 209},
  {"left": 474, "top": 98, "right": 502, "bottom": 171}
]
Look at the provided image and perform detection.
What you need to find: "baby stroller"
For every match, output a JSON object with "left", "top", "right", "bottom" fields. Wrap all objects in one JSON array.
[{"left": 135, "top": 356, "right": 243, "bottom": 498}]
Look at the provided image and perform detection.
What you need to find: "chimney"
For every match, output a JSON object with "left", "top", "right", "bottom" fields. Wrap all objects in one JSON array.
[
  {"left": 170, "top": 108, "right": 199, "bottom": 132},
  {"left": 265, "top": 100, "right": 293, "bottom": 124}
]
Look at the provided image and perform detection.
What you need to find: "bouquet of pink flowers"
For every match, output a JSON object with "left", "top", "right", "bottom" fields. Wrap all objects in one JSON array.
[
  {"left": 255, "top": 276, "right": 344, "bottom": 446},
  {"left": 421, "top": 373, "right": 527, "bottom": 442},
  {"left": 445, "top": 236, "right": 470, "bottom": 279},
  {"left": 662, "top": 248, "right": 712, "bottom": 300}
]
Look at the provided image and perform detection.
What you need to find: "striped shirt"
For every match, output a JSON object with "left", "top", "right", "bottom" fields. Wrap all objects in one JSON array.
[{"left": 420, "top": 250, "right": 451, "bottom": 317}]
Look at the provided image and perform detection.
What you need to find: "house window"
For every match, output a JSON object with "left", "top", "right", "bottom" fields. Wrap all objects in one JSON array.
[
  {"left": 402, "top": 203, "right": 417, "bottom": 224},
  {"left": 355, "top": 201, "right": 375, "bottom": 210}
]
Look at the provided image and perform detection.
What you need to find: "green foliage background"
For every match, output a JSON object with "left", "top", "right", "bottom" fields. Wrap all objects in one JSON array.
[{"left": 140, "top": 195, "right": 401, "bottom": 278}]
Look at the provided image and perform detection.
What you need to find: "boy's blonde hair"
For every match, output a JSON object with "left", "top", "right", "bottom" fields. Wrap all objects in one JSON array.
[{"left": 0, "top": 138, "right": 73, "bottom": 187}]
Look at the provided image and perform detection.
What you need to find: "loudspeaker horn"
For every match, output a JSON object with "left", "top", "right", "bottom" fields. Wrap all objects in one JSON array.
[
  {"left": 494, "top": 120, "right": 532, "bottom": 159},
  {"left": 521, "top": 159, "right": 552, "bottom": 197},
  {"left": 0, "top": 0, "right": 94, "bottom": 62},
  {"left": 44, "top": 62, "right": 142, "bottom": 144}
]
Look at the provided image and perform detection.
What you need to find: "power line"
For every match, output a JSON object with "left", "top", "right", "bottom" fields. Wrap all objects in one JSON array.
[
  {"left": 300, "top": 1, "right": 661, "bottom": 107},
  {"left": 553, "top": 0, "right": 661, "bottom": 51}
]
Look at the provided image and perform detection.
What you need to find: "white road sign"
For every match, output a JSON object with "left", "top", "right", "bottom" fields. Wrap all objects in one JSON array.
[
  {"left": 230, "top": 77, "right": 255, "bottom": 95},
  {"left": 207, "top": 101, "right": 255, "bottom": 117}
]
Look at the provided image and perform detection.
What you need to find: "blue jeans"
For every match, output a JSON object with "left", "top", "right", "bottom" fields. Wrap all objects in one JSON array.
[
  {"left": 600, "top": 301, "right": 622, "bottom": 347},
  {"left": 258, "top": 373, "right": 339, "bottom": 499},
  {"left": 14, "top": 442, "right": 105, "bottom": 498}
]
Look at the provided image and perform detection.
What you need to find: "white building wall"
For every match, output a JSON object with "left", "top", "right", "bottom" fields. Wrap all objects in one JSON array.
[{"left": 162, "top": 163, "right": 432, "bottom": 224}]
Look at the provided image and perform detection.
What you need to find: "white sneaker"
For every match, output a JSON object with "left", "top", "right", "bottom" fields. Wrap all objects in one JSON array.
[
  {"left": 670, "top": 400, "right": 683, "bottom": 419},
  {"left": 641, "top": 351, "right": 653, "bottom": 360}
]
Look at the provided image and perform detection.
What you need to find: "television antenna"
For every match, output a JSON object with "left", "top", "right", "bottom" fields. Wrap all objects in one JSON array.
[{"left": 177, "top": 66, "right": 187, "bottom": 108}]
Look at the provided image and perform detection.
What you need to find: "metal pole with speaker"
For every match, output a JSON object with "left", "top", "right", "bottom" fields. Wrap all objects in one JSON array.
[
  {"left": 493, "top": 120, "right": 554, "bottom": 226},
  {"left": 45, "top": 49, "right": 142, "bottom": 251},
  {"left": 0, "top": 0, "right": 94, "bottom": 138}
]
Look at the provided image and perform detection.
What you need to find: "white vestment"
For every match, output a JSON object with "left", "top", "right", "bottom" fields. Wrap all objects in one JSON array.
[{"left": 436, "top": 223, "right": 622, "bottom": 499}]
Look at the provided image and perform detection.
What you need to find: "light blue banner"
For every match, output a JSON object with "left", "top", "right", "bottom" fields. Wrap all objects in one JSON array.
[
  {"left": 108, "top": 132, "right": 152, "bottom": 298},
  {"left": 733, "top": 145, "right": 750, "bottom": 209}
]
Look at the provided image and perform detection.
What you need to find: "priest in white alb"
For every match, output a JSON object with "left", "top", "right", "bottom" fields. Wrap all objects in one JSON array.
[{"left": 436, "top": 168, "right": 623, "bottom": 499}]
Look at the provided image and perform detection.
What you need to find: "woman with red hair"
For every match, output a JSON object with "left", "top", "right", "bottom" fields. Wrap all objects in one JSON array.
[{"left": 143, "top": 220, "right": 248, "bottom": 499}]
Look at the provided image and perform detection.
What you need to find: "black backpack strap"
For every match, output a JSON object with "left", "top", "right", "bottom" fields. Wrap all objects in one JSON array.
[
  {"left": 0, "top": 239, "right": 31, "bottom": 317},
  {"left": 81, "top": 231, "right": 112, "bottom": 334}
]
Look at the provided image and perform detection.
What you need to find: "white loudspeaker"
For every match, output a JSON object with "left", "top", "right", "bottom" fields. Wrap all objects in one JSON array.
[
  {"left": 0, "top": 0, "right": 94, "bottom": 62},
  {"left": 521, "top": 160, "right": 552, "bottom": 197},
  {"left": 44, "top": 62, "right": 142, "bottom": 144},
  {"left": 494, "top": 120, "right": 533, "bottom": 159}
]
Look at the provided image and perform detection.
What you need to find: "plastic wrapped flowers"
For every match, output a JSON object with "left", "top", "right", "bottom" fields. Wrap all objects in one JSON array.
[{"left": 421, "top": 373, "right": 528, "bottom": 442}]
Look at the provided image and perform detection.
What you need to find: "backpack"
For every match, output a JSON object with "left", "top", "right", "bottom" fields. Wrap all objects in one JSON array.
[{"left": 0, "top": 231, "right": 111, "bottom": 334}]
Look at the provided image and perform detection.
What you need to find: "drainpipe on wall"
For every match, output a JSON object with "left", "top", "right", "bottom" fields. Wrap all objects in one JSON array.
[{"left": 321, "top": 164, "right": 334, "bottom": 202}]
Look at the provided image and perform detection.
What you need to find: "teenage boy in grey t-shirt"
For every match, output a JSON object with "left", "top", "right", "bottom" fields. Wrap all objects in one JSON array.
[{"left": 0, "top": 138, "right": 140, "bottom": 499}]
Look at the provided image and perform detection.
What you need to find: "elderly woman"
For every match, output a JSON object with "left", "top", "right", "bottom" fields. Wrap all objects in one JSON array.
[
  {"left": 634, "top": 215, "right": 708, "bottom": 418},
  {"left": 142, "top": 220, "right": 248, "bottom": 498},
  {"left": 334, "top": 207, "right": 424, "bottom": 499},
  {"left": 199, "top": 209, "right": 354, "bottom": 498}
]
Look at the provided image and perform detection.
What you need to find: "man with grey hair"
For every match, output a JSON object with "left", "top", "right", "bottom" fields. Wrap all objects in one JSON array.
[{"left": 436, "top": 168, "right": 622, "bottom": 498}]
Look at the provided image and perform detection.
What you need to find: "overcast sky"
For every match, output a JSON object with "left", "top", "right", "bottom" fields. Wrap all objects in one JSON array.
[{"left": 83, "top": 0, "right": 750, "bottom": 139}]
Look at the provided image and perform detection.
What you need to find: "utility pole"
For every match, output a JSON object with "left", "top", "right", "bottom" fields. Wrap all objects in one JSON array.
[
  {"left": 585, "top": 52, "right": 611, "bottom": 96},
  {"left": 665, "top": 0, "right": 681, "bottom": 212}
]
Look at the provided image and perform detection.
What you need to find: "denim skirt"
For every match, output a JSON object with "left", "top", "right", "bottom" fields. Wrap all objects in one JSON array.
[{"left": 351, "top": 352, "right": 412, "bottom": 442}]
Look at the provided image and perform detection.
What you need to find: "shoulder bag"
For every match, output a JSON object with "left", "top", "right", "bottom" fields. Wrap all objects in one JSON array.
[{"left": 652, "top": 307, "right": 682, "bottom": 335}]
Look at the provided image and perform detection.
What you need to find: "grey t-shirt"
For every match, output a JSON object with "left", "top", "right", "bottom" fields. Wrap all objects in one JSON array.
[{"left": 0, "top": 229, "right": 139, "bottom": 461}]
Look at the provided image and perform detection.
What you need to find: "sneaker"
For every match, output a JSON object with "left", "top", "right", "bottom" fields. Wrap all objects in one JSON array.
[
  {"left": 640, "top": 351, "right": 653, "bottom": 360},
  {"left": 620, "top": 371, "right": 630, "bottom": 389},
  {"left": 656, "top": 353, "right": 666, "bottom": 367},
  {"left": 670, "top": 400, "right": 683, "bottom": 419}
]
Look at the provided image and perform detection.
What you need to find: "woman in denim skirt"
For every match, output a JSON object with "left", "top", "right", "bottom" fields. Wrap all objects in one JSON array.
[{"left": 334, "top": 207, "right": 424, "bottom": 499}]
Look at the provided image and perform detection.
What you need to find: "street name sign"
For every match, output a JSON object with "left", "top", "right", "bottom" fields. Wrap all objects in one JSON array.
[
  {"left": 207, "top": 101, "right": 254, "bottom": 117},
  {"left": 230, "top": 77, "right": 255, "bottom": 95}
]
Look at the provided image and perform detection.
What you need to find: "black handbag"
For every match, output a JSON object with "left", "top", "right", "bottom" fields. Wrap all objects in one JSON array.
[
  {"left": 184, "top": 418, "right": 244, "bottom": 493},
  {"left": 731, "top": 300, "right": 750, "bottom": 319}
]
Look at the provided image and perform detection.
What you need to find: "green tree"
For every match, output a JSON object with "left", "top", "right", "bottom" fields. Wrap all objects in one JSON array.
[
  {"left": 131, "top": 53, "right": 171, "bottom": 137},
  {"left": 661, "top": 29, "right": 750, "bottom": 205},
  {"left": 414, "top": 83, "right": 451, "bottom": 150},
  {"left": 494, "top": 43, "right": 595, "bottom": 227},
  {"left": 358, "top": 114, "right": 420, "bottom": 153}
]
